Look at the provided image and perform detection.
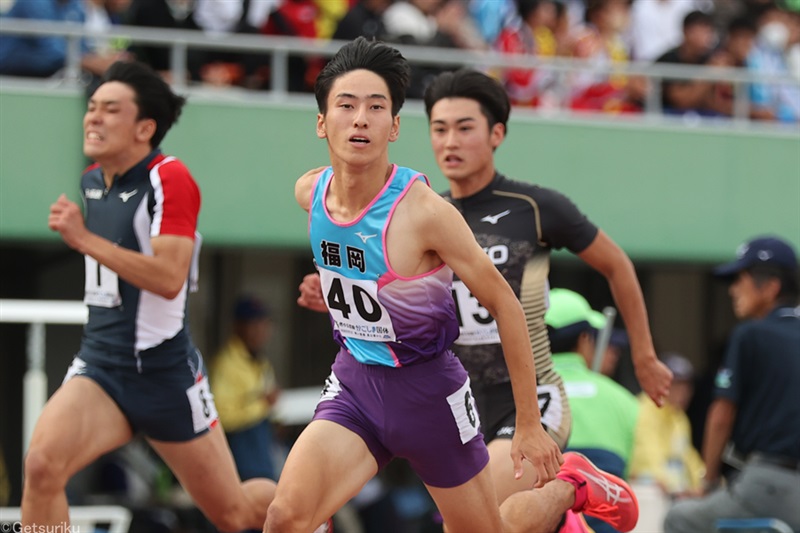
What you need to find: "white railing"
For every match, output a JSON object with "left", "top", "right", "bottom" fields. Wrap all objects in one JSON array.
[
  {"left": 1, "top": 18, "right": 799, "bottom": 126},
  {"left": 0, "top": 299, "right": 319, "bottom": 465},
  {"left": 0, "top": 299, "right": 88, "bottom": 455}
]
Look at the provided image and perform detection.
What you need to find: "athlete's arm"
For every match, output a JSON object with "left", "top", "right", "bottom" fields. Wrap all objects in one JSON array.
[
  {"left": 414, "top": 186, "right": 562, "bottom": 486},
  {"left": 49, "top": 193, "right": 194, "bottom": 299},
  {"left": 578, "top": 230, "right": 673, "bottom": 406},
  {"left": 295, "top": 166, "right": 327, "bottom": 212},
  {"left": 700, "top": 398, "right": 736, "bottom": 490},
  {"left": 295, "top": 167, "right": 329, "bottom": 313},
  {"left": 297, "top": 272, "right": 328, "bottom": 313}
]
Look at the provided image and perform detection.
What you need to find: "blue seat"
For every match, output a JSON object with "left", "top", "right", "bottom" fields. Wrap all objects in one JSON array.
[{"left": 716, "top": 518, "right": 795, "bottom": 533}]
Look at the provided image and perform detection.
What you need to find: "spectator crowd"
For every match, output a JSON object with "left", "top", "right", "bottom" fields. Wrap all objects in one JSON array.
[{"left": 1, "top": 0, "right": 799, "bottom": 121}]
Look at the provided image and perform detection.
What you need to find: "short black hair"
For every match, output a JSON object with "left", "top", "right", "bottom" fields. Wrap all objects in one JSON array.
[
  {"left": 315, "top": 36, "right": 410, "bottom": 116},
  {"left": 727, "top": 16, "right": 757, "bottom": 36},
  {"left": 99, "top": 61, "right": 186, "bottom": 149},
  {"left": 517, "top": 0, "right": 550, "bottom": 21},
  {"left": 584, "top": 0, "right": 629, "bottom": 24},
  {"left": 683, "top": 10, "right": 713, "bottom": 31},
  {"left": 748, "top": 264, "right": 800, "bottom": 306},
  {"left": 547, "top": 322, "right": 595, "bottom": 354},
  {"left": 423, "top": 69, "right": 511, "bottom": 132}
]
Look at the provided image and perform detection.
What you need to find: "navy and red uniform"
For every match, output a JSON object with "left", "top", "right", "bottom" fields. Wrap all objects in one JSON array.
[
  {"left": 63, "top": 149, "right": 215, "bottom": 442},
  {"left": 444, "top": 173, "right": 598, "bottom": 448}
]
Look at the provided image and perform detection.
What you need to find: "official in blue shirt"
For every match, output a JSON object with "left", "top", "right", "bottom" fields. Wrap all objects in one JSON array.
[{"left": 665, "top": 235, "right": 800, "bottom": 533}]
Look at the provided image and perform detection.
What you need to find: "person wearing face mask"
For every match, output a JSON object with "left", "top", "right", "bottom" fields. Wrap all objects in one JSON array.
[{"left": 747, "top": 4, "right": 800, "bottom": 122}]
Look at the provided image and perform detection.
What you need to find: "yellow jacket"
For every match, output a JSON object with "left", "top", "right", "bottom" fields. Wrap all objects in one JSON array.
[
  {"left": 209, "top": 336, "right": 278, "bottom": 433},
  {"left": 629, "top": 393, "right": 705, "bottom": 494}
]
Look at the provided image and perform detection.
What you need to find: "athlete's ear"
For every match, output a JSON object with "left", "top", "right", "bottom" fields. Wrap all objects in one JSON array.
[
  {"left": 388, "top": 115, "right": 400, "bottom": 142},
  {"left": 316, "top": 113, "right": 327, "bottom": 139},
  {"left": 137, "top": 118, "right": 156, "bottom": 143},
  {"left": 490, "top": 122, "right": 505, "bottom": 149}
]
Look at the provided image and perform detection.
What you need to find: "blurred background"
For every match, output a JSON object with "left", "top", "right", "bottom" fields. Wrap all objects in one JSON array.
[{"left": 0, "top": 0, "right": 799, "bottom": 530}]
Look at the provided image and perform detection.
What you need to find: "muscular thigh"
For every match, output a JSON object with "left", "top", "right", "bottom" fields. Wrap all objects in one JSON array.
[
  {"left": 487, "top": 438, "right": 537, "bottom": 504},
  {"left": 426, "top": 463, "right": 502, "bottom": 533},
  {"left": 149, "top": 423, "right": 262, "bottom": 515},
  {"left": 29, "top": 359, "right": 133, "bottom": 474},
  {"left": 274, "top": 420, "right": 379, "bottom": 529}
]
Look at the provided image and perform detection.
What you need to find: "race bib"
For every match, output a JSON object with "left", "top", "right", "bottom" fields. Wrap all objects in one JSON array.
[
  {"left": 84, "top": 256, "right": 121, "bottom": 308},
  {"left": 452, "top": 280, "right": 500, "bottom": 345},
  {"left": 186, "top": 376, "right": 218, "bottom": 433},
  {"left": 537, "top": 383, "right": 564, "bottom": 432},
  {"left": 446, "top": 378, "right": 481, "bottom": 444},
  {"left": 319, "top": 269, "right": 396, "bottom": 342}
]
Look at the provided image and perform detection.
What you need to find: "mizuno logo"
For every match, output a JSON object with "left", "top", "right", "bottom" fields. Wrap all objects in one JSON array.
[
  {"left": 355, "top": 232, "right": 377, "bottom": 243},
  {"left": 481, "top": 210, "right": 511, "bottom": 225},
  {"left": 119, "top": 189, "right": 139, "bottom": 203}
]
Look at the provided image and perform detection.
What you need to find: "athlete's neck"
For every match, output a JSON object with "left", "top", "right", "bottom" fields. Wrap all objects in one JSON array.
[
  {"left": 98, "top": 145, "right": 153, "bottom": 188},
  {"left": 327, "top": 161, "right": 393, "bottom": 221},
  {"left": 448, "top": 167, "right": 496, "bottom": 199}
]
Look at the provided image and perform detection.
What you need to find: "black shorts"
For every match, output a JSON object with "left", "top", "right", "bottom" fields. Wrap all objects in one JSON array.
[
  {"left": 474, "top": 380, "right": 571, "bottom": 449},
  {"left": 62, "top": 349, "right": 218, "bottom": 442}
]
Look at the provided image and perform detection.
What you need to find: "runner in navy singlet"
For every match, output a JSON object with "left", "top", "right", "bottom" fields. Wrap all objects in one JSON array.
[{"left": 24, "top": 61, "right": 276, "bottom": 531}]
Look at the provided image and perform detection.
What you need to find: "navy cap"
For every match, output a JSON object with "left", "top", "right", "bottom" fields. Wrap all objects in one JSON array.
[
  {"left": 234, "top": 295, "right": 271, "bottom": 321},
  {"left": 714, "top": 236, "right": 798, "bottom": 279}
]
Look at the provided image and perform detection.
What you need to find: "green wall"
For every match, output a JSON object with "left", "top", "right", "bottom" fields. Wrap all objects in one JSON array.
[{"left": 1, "top": 88, "right": 798, "bottom": 261}]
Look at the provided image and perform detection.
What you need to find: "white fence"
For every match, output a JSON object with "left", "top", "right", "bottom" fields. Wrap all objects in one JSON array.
[
  {"left": 1, "top": 18, "right": 799, "bottom": 126},
  {"left": 0, "top": 299, "right": 319, "bottom": 459},
  {"left": 0, "top": 299, "right": 88, "bottom": 455}
]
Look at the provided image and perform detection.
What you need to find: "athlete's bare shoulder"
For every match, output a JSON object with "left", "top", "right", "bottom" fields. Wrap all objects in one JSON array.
[
  {"left": 397, "top": 179, "right": 465, "bottom": 243},
  {"left": 295, "top": 166, "right": 328, "bottom": 212}
]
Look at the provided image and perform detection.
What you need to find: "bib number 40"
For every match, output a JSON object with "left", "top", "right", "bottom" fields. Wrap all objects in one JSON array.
[
  {"left": 318, "top": 270, "right": 397, "bottom": 342},
  {"left": 326, "top": 277, "right": 382, "bottom": 322}
]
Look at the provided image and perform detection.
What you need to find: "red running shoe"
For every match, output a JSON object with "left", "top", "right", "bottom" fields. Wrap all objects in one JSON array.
[
  {"left": 561, "top": 452, "right": 639, "bottom": 532},
  {"left": 558, "top": 510, "right": 593, "bottom": 533}
]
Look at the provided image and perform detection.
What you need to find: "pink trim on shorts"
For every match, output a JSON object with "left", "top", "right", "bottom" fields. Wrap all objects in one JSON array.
[{"left": 388, "top": 345, "right": 401, "bottom": 367}]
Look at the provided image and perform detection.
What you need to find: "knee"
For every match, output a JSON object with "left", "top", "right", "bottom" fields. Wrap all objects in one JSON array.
[
  {"left": 23, "top": 445, "right": 68, "bottom": 494},
  {"left": 265, "top": 500, "right": 308, "bottom": 533},
  {"left": 206, "top": 506, "right": 254, "bottom": 533}
]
